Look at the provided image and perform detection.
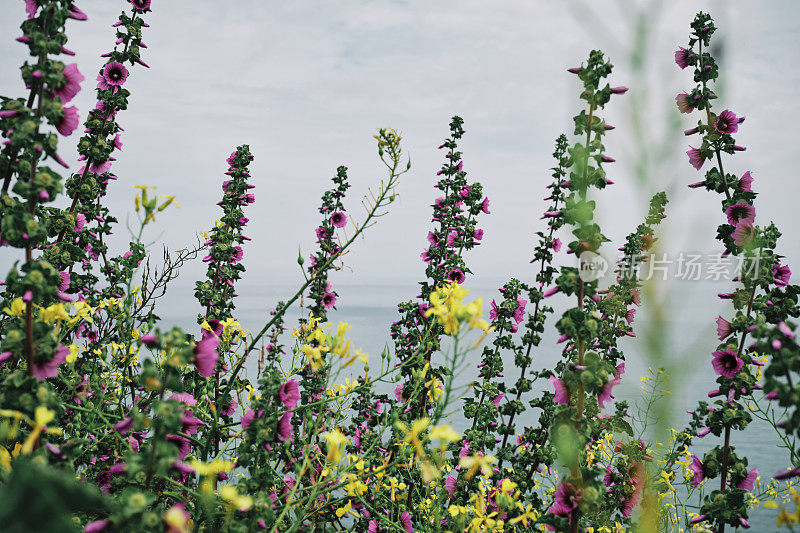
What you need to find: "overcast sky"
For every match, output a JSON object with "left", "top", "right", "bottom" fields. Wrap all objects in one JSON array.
[{"left": 1, "top": 0, "right": 798, "bottom": 302}]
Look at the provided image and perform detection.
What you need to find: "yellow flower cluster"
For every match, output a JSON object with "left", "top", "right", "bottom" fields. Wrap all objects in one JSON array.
[
  {"left": 766, "top": 485, "right": 800, "bottom": 527},
  {"left": 425, "top": 281, "right": 490, "bottom": 338},
  {"left": 298, "top": 315, "right": 366, "bottom": 371},
  {"left": 0, "top": 406, "right": 61, "bottom": 468}
]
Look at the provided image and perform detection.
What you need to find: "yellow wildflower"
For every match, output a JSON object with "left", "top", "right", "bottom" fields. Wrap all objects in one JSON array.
[{"left": 323, "top": 429, "right": 348, "bottom": 463}]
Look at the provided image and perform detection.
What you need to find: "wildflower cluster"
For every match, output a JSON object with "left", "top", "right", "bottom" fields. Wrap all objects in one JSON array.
[
  {"left": 672, "top": 12, "right": 800, "bottom": 531},
  {"left": 1, "top": 5, "right": 799, "bottom": 533}
]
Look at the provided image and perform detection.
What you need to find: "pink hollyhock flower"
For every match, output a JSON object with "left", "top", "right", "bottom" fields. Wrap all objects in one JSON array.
[
  {"left": 330, "top": 212, "right": 347, "bottom": 228},
  {"left": 690, "top": 515, "right": 709, "bottom": 525},
  {"left": 675, "top": 46, "right": 690, "bottom": 69},
  {"left": 547, "top": 482, "right": 582, "bottom": 516},
  {"left": 676, "top": 92, "right": 695, "bottom": 114},
  {"left": 543, "top": 286, "right": 561, "bottom": 298},
  {"left": 446, "top": 269, "right": 465, "bottom": 284},
  {"left": 778, "top": 321, "right": 794, "bottom": 339},
  {"left": 131, "top": 0, "right": 152, "bottom": 11},
  {"left": 202, "top": 318, "right": 223, "bottom": 339},
  {"left": 113, "top": 416, "right": 133, "bottom": 434},
  {"left": 140, "top": 333, "right": 158, "bottom": 347},
  {"left": 446, "top": 231, "right": 458, "bottom": 247},
  {"left": 181, "top": 413, "right": 203, "bottom": 435},
  {"left": 630, "top": 288, "right": 642, "bottom": 306},
  {"left": 732, "top": 221, "right": 754, "bottom": 247},
  {"left": 56, "top": 105, "right": 80, "bottom": 136},
  {"left": 714, "top": 109, "right": 739, "bottom": 134},
  {"left": 279, "top": 379, "right": 300, "bottom": 409},
  {"left": 400, "top": 511, "right": 413, "bottom": 533},
  {"left": 445, "top": 476, "right": 457, "bottom": 499},
  {"left": 492, "top": 393, "right": 505, "bottom": 407},
  {"left": 689, "top": 455, "right": 705, "bottom": 487},
  {"left": 552, "top": 238, "right": 562, "bottom": 252},
  {"left": 84, "top": 520, "right": 111, "bottom": 532},
  {"left": 774, "top": 264, "right": 791, "bottom": 286},
  {"left": 775, "top": 468, "right": 800, "bottom": 480},
  {"left": 473, "top": 228, "right": 483, "bottom": 242},
  {"left": 32, "top": 344, "right": 69, "bottom": 380},
  {"left": 513, "top": 297, "right": 527, "bottom": 324},
  {"left": 480, "top": 197, "right": 490, "bottom": 214},
  {"left": 549, "top": 375, "right": 569, "bottom": 404},
  {"left": 621, "top": 461, "right": 645, "bottom": 517},
  {"left": 426, "top": 231, "right": 438, "bottom": 245},
  {"left": 686, "top": 146, "right": 705, "bottom": 170},
  {"left": 166, "top": 434, "right": 191, "bottom": 459},
  {"left": 55, "top": 63, "right": 84, "bottom": 103},
  {"left": 489, "top": 299, "right": 499, "bottom": 321},
  {"left": 736, "top": 468, "right": 758, "bottom": 490},
  {"left": 420, "top": 250, "right": 432, "bottom": 264},
  {"left": 716, "top": 316, "right": 733, "bottom": 340},
  {"left": 97, "top": 61, "right": 128, "bottom": 90},
  {"left": 625, "top": 308, "right": 636, "bottom": 325},
  {"left": 231, "top": 246, "right": 244, "bottom": 264},
  {"left": 322, "top": 292, "right": 337, "bottom": 308},
  {"left": 277, "top": 411, "right": 294, "bottom": 442},
  {"left": 711, "top": 348, "right": 743, "bottom": 379},
  {"left": 394, "top": 383, "right": 405, "bottom": 403},
  {"left": 58, "top": 271, "right": 71, "bottom": 291},
  {"left": 193, "top": 335, "right": 220, "bottom": 377},
  {"left": 240, "top": 409, "right": 255, "bottom": 430},
  {"left": 25, "top": 0, "right": 39, "bottom": 19},
  {"left": 724, "top": 200, "right": 755, "bottom": 226},
  {"left": 221, "top": 397, "right": 237, "bottom": 417},
  {"left": 598, "top": 363, "right": 625, "bottom": 409},
  {"left": 739, "top": 171, "right": 753, "bottom": 191},
  {"left": 367, "top": 521, "right": 378, "bottom": 533},
  {"left": 68, "top": 3, "right": 87, "bottom": 20},
  {"left": 170, "top": 392, "right": 197, "bottom": 406}
]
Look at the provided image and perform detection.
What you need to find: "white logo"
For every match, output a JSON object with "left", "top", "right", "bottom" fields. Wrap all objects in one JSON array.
[{"left": 578, "top": 251, "right": 609, "bottom": 282}]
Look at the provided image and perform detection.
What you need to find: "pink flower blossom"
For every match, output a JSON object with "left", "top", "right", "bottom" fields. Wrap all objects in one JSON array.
[
  {"left": 480, "top": 197, "right": 490, "bottom": 214},
  {"left": 739, "top": 171, "right": 753, "bottom": 191},
  {"left": 97, "top": 61, "right": 128, "bottom": 90},
  {"left": 55, "top": 63, "right": 84, "bottom": 103},
  {"left": 774, "top": 264, "right": 791, "bottom": 286},
  {"left": 716, "top": 316, "right": 733, "bottom": 340},
  {"left": 331, "top": 212, "right": 347, "bottom": 228},
  {"left": 675, "top": 46, "right": 690, "bottom": 69},
  {"left": 598, "top": 363, "right": 625, "bottom": 409},
  {"left": 278, "top": 411, "right": 294, "bottom": 442},
  {"left": 711, "top": 348, "right": 743, "bottom": 379},
  {"left": 56, "top": 105, "right": 80, "bottom": 136},
  {"left": 676, "top": 92, "right": 695, "bottom": 114},
  {"left": 686, "top": 146, "right": 705, "bottom": 170},
  {"left": 279, "top": 379, "right": 300, "bottom": 409},
  {"left": 714, "top": 109, "right": 739, "bottom": 134},
  {"left": 689, "top": 455, "right": 705, "bottom": 487},
  {"left": 732, "top": 221, "right": 754, "bottom": 247},
  {"left": 193, "top": 335, "right": 220, "bottom": 377},
  {"left": 724, "top": 200, "right": 755, "bottom": 226},
  {"left": 400, "top": 511, "right": 413, "bottom": 533},
  {"left": 547, "top": 482, "right": 582, "bottom": 516},
  {"left": 32, "top": 344, "right": 69, "bottom": 380},
  {"left": 549, "top": 375, "right": 569, "bottom": 404}
]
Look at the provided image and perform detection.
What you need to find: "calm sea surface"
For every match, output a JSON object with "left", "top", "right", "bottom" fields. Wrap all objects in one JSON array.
[{"left": 158, "top": 280, "right": 791, "bottom": 530}]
